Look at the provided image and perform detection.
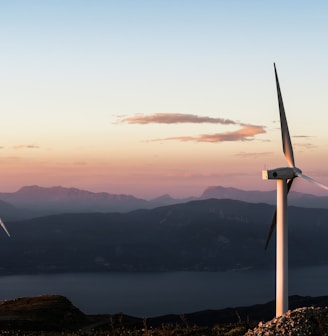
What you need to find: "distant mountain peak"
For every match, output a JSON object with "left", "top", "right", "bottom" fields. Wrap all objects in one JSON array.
[
  {"left": 16, "top": 185, "right": 131, "bottom": 199},
  {"left": 151, "top": 194, "right": 174, "bottom": 202},
  {"left": 201, "top": 185, "right": 328, "bottom": 209},
  {"left": 17, "top": 185, "right": 43, "bottom": 193},
  {"left": 0, "top": 185, "right": 150, "bottom": 215}
]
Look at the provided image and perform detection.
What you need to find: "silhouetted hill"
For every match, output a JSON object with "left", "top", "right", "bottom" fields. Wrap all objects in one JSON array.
[
  {"left": 0, "top": 185, "right": 327, "bottom": 221},
  {"left": 0, "top": 185, "right": 192, "bottom": 218},
  {"left": 0, "top": 295, "right": 87, "bottom": 331},
  {"left": 0, "top": 185, "right": 150, "bottom": 214},
  {"left": 148, "top": 295, "right": 328, "bottom": 327},
  {"left": 0, "top": 200, "right": 35, "bottom": 221},
  {"left": 1, "top": 294, "right": 328, "bottom": 332},
  {"left": 201, "top": 186, "right": 276, "bottom": 204},
  {"left": 202, "top": 185, "right": 328, "bottom": 208},
  {"left": 150, "top": 193, "right": 193, "bottom": 207},
  {"left": 1, "top": 198, "right": 328, "bottom": 274}
]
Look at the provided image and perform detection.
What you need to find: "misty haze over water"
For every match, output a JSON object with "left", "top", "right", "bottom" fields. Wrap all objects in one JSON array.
[{"left": 0, "top": 267, "right": 327, "bottom": 317}]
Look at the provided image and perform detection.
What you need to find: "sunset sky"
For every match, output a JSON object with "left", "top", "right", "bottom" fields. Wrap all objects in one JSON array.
[{"left": 1, "top": 1, "right": 328, "bottom": 199}]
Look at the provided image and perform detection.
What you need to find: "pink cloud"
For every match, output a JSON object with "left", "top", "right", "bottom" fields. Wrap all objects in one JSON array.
[
  {"left": 121, "top": 113, "right": 237, "bottom": 125},
  {"left": 156, "top": 125, "right": 266, "bottom": 143},
  {"left": 120, "top": 113, "right": 266, "bottom": 143}
]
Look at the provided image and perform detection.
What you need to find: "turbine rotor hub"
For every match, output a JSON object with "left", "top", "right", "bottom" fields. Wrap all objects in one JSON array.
[{"left": 293, "top": 167, "right": 302, "bottom": 176}]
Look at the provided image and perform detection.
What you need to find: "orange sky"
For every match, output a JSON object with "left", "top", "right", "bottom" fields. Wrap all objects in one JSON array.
[{"left": 1, "top": 1, "right": 328, "bottom": 199}]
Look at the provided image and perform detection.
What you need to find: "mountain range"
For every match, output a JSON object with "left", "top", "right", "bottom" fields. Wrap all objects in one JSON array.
[
  {"left": 1, "top": 197, "right": 328, "bottom": 274},
  {"left": 0, "top": 184, "right": 327, "bottom": 221},
  {"left": 200, "top": 185, "right": 328, "bottom": 208}
]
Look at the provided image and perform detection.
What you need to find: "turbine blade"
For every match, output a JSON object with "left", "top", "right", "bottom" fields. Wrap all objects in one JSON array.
[
  {"left": 297, "top": 172, "right": 328, "bottom": 191},
  {"left": 274, "top": 63, "right": 295, "bottom": 168},
  {"left": 265, "top": 211, "right": 276, "bottom": 250},
  {"left": 265, "top": 178, "right": 293, "bottom": 249},
  {"left": 0, "top": 218, "right": 10, "bottom": 237}
]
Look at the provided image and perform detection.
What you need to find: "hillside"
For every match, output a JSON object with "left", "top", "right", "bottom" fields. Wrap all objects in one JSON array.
[
  {"left": 1, "top": 294, "right": 328, "bottom": 334},
  {"left": 201, "top": 185, "right": 328, "bottom": 208},
  {"left": 0, "top": 198, "right": 328, "bottom": 274},
  {"left": 0, "top": 295, "right": 87, "bottom": 331}
]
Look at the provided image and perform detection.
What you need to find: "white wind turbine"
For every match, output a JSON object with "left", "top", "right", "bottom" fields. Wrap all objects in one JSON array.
[{"left": 262, "top": 63, "right": 328, "bottom": 317}]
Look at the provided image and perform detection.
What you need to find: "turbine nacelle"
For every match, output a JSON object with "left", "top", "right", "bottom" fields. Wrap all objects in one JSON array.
[{"left": 262, "top": 167, "right": 301, "bottom": 180}]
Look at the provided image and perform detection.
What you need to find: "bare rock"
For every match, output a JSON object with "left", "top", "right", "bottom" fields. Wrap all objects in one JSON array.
[{"left": 245, "top": 306, "right": 328, "bottom": 336}]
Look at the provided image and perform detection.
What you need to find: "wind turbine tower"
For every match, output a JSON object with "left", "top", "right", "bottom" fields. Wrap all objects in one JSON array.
[{"left": 262, "top": 64, "right": 328, "bottom": 317}]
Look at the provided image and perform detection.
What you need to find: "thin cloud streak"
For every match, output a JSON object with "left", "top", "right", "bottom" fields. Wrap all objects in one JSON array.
[
  {"left": 235, "top": 151, "right": 273, "bottom": 159},
  {"left": 294, "top": 143, "right": 317, "bottom": 149},
  {"left": 121, "top": 113, "right": 238, "bottom": 125},
  {"left": 293, "top": 135, "right": 313, "bottom": 138},
  {"left": 155, "top": 125, "right": 266, "bottom": 143},
  {"left": 13, "top": 144, "right": 40, "bottom": 149}
]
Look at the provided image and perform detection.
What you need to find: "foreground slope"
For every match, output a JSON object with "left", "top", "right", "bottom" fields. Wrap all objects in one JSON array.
[
  {"left": 1, "top": 294, "right": 328, "bottom": 334},
  {"left": 0, "top": 295, "right": 87, "bottom": 331}
]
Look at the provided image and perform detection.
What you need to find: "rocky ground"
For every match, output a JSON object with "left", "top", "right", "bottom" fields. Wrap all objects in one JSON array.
[{"left": 245, "top": 306, "right": 328, "bottom": 336}]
